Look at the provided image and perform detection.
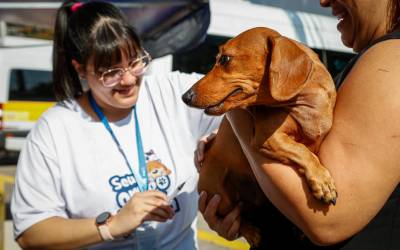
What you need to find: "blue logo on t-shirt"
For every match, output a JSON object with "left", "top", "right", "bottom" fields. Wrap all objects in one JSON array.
[
  {"left": 109, "top": 150, "right": 180, "bottom": 212},
  {"left": 109, "top": 174, "right": 141, "bottom": 208}
]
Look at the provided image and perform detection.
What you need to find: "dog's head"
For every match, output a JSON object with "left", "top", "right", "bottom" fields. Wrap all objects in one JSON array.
[{"left": 182, "top": 27, "right": 315, "bottom": 115}]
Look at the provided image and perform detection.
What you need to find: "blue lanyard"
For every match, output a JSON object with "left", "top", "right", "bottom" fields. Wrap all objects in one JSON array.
[{"left": 88, "top": 92, "right": 148, "bottom": 192}]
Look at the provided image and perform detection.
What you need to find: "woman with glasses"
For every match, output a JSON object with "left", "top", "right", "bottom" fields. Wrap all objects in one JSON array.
[{"left": 11, "top": 1, "right": 220, "bottom": 249}]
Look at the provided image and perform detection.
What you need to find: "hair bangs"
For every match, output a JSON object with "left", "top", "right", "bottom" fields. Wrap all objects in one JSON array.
[{"left": 88, "top": 19, "right": 141, "bottom": 73}]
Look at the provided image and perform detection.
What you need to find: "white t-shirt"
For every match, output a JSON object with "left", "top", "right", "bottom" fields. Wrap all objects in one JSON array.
[{"left": 11, "top": 72, "right": 221, "bottom": 250}]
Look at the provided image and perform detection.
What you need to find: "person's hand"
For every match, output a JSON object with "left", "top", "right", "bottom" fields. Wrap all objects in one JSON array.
[
  {"left": 108, "top": 190, "right": 175, "bottom": 238},
  {"left": 198, "top": 191, "right": 241, "bottom": 241},
  {"left": 194, "top": 129, "right": 218, "bottom": 171}
]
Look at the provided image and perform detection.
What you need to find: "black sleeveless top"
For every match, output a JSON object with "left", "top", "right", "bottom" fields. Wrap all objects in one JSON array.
[{"left": 309, "top": 32, "right": 400, "bottom": 250}]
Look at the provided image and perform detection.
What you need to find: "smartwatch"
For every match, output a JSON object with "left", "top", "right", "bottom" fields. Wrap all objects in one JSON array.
[{"left": 95, "top": 212, "right": 114, "bottom": 241}]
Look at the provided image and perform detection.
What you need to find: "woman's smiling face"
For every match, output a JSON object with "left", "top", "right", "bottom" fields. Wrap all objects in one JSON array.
[
  {"left": 320, "top": 0, "right": 390, "bottom": 52},
  {"left": 85, "top": 51, "right": 144, "bottom": 112}
]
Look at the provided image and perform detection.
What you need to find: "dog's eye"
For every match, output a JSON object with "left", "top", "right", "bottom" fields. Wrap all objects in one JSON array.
[{"left": 218, "top": 55, "right": 230, "bottom": 66}]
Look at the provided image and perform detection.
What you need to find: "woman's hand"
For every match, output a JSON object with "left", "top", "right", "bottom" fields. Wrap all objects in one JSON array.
[
  {"left": 194, "top": 129, "right": 218, "bottom": 171},
  {"left": 109, "top": 190, "right": 175, "bottom": 238},
  {"left": 198, "top": 191, "right": 241, "bottom": 241}
]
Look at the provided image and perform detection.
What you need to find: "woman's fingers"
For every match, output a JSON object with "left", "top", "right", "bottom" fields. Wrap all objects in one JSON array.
[
  {"left": 226, "top": 218, "right": 241, "bottom": 240},
  {"left": 142, "top": 206, "right": 174, "bottom": 222},
  {"left": 147, "top": 204, "right": 174, "bottom": 219},
  {"left": 198, "top": 191, "right": 208, "bottom": 213},
  {"left": 197, "top": 139, "right": 206, "bottom": 161},
  {"left": 220, "top": 205, "right": 240, "bottom": 231},
  {"left": 110, "top": 190, "right": 176, "bottom": 236},
  {"left": 220, "top": 205, "right": 241, "bottom": 240},
  {"left": 143, "top": 211, "right": 170, "bottom": 223},
  {"left": 202, "top": 194, "right": 221, "bottom": 231},
  {"left": 140, "top": 191, "right": 175, "bottom": 218},
  {"left": 194, "top": 149, "right": 203, "bottom": 171},
  {"left": 195, "top": 138, "right": 207, "bottom": 170},
  {"left": 199, "top": 193, "right": 242, "bottom": 241},
  {"left": 195, "top": 129, "right": 219, "bottom": 171},
  {"left": 196, "top": 135, "right": 209, "bottom": 161},
  {"left": 208, "top": 129, "right": 218, "bottom": 141},
  {"left": 131, "top": 191, "right": 175, "bottom": 220}
]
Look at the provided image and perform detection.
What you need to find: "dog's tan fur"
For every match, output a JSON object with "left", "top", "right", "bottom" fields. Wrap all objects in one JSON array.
[{"left": 182, "top": 27, "right": 337, "bottom": 247}]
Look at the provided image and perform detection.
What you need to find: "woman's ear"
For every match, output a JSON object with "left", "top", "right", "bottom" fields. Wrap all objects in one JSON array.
[{"left": 71, "top": 59, "right": 86, "bottom": 79}]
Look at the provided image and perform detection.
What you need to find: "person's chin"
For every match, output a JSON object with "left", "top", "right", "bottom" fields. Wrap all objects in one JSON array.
[
  {"left": 117, "top": 96, "right": 138, "bottom": 109},
  {"left": 341, "top": 35, "right": 353, "bottom": 48},
  {"left": 337, "top": 15, "right": 354, "bottom": 48},
  {"left": 338, "top": 26, "right": 355, "bottom": 49}
]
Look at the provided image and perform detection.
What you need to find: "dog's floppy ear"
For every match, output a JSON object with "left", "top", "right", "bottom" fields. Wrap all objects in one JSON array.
[{"left": 268, "top": 36, "right": 313, "bottom": 101}]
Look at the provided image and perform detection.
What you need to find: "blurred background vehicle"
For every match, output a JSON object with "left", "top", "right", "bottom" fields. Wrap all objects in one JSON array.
[{"left": 0, "top": 34, "right": 53, "bottom": 160}]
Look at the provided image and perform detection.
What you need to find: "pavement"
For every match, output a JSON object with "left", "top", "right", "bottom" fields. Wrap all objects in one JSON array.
[{"left": 0, "top": 163, "right": 249, "bottom": 250}]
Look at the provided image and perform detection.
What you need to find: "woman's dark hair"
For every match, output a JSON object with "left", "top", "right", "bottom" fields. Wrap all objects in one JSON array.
[
  {"left": 53, "top": 0, "right": 142, "bottom": 100},
  {"left": 388, "top": 0, "right": 400, "bottom": 32}
]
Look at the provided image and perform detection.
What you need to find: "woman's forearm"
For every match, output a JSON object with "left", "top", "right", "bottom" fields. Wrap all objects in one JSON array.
[
  {"left": 238, "top": 143, "right": 342, "bottom": 245},
  {"left": 233, "top": 124, "right": 397, "bottom": 245},
  {"left": 17, "top": 190, "right": 175, "bottom": 249},
  {"left": 17, "top": 216, "right": 102, "bottom": 250},
  {"left": 225, "top": 109, "right": 397, "bottom": 245}
]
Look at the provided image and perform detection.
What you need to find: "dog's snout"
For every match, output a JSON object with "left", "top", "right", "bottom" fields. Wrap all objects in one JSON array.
[{"left": 182, "top": 89, "right": 196, "bottom": 105}]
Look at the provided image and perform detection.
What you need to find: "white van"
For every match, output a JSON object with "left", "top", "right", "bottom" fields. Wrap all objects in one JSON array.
[
  {"left": 0, "top": 0, "right": 354, "bottom": 155},
  {"left": 172, "top": 0, "right": 354, "bottom": 78},
  {"left": 0, "top": 35, "right": 54, "bottom": 154}
]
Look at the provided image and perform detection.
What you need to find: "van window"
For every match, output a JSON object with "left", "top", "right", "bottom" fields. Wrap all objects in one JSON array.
[
  {"left": 173, "top": 35, "right": 354, "bottom": 79},
  {"left": 325, "top": 50, "right": 355, "bottom": 78},
  {"left": 313, "top": 48, "right": 355, "bottom": 78},
  {"left": 173, "top": 35, "right": 230, "bottom": 74},
  {"left": 9, "top": 69, "right": 55, "bottom": 101}
]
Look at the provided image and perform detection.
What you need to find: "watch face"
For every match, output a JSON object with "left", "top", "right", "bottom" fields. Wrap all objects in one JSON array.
[{"left": 96, "top": 212, "right": 111, "bottom": 225}]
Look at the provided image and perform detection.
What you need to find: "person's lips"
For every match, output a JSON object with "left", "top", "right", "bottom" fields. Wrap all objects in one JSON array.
[
  {"left": 332, "top": 2, "right": 347, "bottom": 21},
  {"left": 335, "top": 11, "right": 346, "bottom": 21},
  {"left": 331, "top": 3, "right": 348, "bottom": 31},
  {"left": 114, "top": 85, "right": 135, "bottom": 95}
]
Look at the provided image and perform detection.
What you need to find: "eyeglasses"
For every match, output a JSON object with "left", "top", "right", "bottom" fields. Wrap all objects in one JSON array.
[{"left": 96, "top": 50, "right": 152, "bottom": 87}]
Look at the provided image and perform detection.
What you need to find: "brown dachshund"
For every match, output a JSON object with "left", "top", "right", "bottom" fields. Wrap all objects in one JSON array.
[{"left": 182, "top": 27, "right": 337, "bottom": 248}]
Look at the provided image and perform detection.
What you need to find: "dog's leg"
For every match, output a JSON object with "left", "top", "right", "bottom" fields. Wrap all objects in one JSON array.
[{"left": 260, "top": 132, "right": 338, "bottom": 204}]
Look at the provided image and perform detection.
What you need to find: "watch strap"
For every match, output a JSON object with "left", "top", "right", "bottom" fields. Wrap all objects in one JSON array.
[
  {"left": 95, "top": 212, "right": 114, "bottom": 241},
  {"left": 98, "top": 224, "right": 115, "bottom": 241}
]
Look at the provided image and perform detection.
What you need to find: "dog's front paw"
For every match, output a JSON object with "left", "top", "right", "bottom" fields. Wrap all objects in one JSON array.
[{"left": 304, "top": 167, "right": 338, "bottom": 205}]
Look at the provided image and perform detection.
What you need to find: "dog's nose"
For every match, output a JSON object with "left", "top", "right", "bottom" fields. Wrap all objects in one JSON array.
[{"left": 182, "top": 89, "right": 195, "bottom": 105}]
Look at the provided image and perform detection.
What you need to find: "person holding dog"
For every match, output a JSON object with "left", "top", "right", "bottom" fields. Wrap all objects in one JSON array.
[
  {"left": 197, "top": 0, "right": 400, "bottom": 248},
  {"left": 10, "top": 1, "right": 221, "bottom": 249}
]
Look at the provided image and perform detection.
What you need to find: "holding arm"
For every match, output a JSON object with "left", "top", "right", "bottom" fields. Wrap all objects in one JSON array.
[
  {"left": 17, "top": 191, "right": 174, "bottom": 250},
  {"left": 225, "top": 40, "right": 400, "bottom": 245}
]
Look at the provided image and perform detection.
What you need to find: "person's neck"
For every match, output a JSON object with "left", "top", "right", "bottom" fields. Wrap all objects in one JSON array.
[
  {"left": 102, "top": 106, "right": 132, "bottom": 122},
  {"left": 78, "top": 92, "right": 133, "bottom": 122}
]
